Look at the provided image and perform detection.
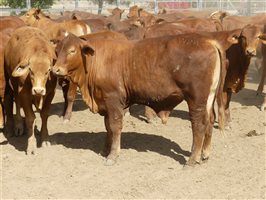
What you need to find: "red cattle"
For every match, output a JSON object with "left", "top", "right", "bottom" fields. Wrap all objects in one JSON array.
[
  {"left": 221, "top": 25, "right": 266, "bottom": 128},
  {"left": 0, "top": 32, "right": 11, "bottom": 129},
  {"left": 4, "top": 27, "right": 57, "bottom": 154},
  {"left": 20, "top": 8, "right": 91, "bottom": 40},
  {"left": 60, "top": 31, "right": 128, "bottom": 122},
  {"left": 52, "top": 31, "right": 240, "bottom": 166}
]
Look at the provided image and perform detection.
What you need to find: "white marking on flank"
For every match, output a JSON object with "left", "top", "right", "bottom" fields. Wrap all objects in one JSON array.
[{"left": 206, "top": 45, "right": 220, "bottom": 116}]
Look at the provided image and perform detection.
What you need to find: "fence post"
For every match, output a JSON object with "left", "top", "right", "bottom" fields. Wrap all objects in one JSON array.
[
  {"left": 75, "top": 0, "right": 78, "bottom": 9},
  {"left": 154, "top": 0, "right": 158, "bottom": 14},
  {"left": 116, "top": 0, "right": 120, "bottom": 7},
  {"left": 26, "top": 0, "right": 31, "bottom": 9},
  {"left": 246, "top": 0, "right": 251, "bottom": 16}
]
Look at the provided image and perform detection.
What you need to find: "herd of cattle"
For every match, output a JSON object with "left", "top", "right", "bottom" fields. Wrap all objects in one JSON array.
[{"left": 0, "top": 6, "right": 265, "bottom": 167}]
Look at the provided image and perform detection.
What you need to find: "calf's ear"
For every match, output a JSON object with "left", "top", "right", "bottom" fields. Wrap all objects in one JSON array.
[
  {"left": 258, "top": 34, "right": 266, "bottom": 45},
  {"left": 12, "top": 60, "right": 30, "bottom": 77},
  {"left": 227, "top": 29, "right": 241, "bottom": 44},
  {"left": 81, "top": 45, "right": 95, "bottom": 56},
  {"left": 33, "top": 8, "right": 41, "bottom": 19}
]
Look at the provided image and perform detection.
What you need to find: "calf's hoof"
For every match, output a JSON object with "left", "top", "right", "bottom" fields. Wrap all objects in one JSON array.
[
  {"left": 104, "top": 154, "right": 118, "bottom": 166},
  {"left": 63, "top": 118, "right": 70, "bottom": 124},
  {"left": 260, "top": 104, "right": 265, "bottom": 111},
  {"left": 124, "top": 111, "right": 130, "bottom": 117},
  {"left": 41, "top": 141, "right": 51, "bottom": 148},
  {"left": 63, "top": 114, "right": 71, "bottom": 123},
  {"left": 184, "top": 157, "right": 201, "bottom": 168}
]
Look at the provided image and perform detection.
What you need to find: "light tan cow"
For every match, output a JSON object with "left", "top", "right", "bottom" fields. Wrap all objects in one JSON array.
[
  {"left": 4, "top": 27, "right": 57, "bottom": 154},
  {"left": 20, "top": 8, "right": 91, "bottom": 41}
]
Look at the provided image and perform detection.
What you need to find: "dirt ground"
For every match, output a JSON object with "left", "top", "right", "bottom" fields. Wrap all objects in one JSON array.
[{"left": 0, "top": 63, "right": 265, "bottom": 199}]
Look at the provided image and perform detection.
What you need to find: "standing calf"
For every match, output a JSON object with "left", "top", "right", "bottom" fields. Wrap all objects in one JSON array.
[
  {"left": 4, "top": 27, "right": 57, "bottom": 154},
  {"left": 52, "top": 31, "right": 239, "bottom": 166}
]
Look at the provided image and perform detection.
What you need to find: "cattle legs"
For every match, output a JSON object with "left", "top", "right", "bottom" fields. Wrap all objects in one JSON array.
[
  {"left": 0, "top": 99, "right": 4, "bottom": 129},
  {"left": 14, "top": 96, "right": 24, "bottom": 136},
  {"left": 60, "top": 79, "right": 77, "bottom": 122},
  {"left": 223, "top": 90, "right": 232, "bottom": 130},
  {"left": 202, "top": 106, "right": 215, "bottom": 161},
  {"left": 40, "top": 91, "right": 55, "bottom": 147},
  {"left": 4, "top": 84, "right": 14, "bottom": 137},
  {"left": 186, "top": 101, "right": 214, "bottom": 166},
  {"left": 20, "top": 97, "right": 37, "bottom": 155},
  {"left": 103, "top": 102, "right": 123, "bottom": 166}
]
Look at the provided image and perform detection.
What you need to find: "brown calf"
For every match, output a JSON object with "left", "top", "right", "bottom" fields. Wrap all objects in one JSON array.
[
  {"left": 20, "top": 8, "right": 91, "bottom": 40},
  {"left": 52, "top": 31, "right": 239, "bottom": 166},
  {"left": 4, "top": 27, "right": 57, "bottom": 154}
]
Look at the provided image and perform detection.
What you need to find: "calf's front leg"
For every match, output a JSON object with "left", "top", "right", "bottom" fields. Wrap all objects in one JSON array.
[
  {"left": 21, "top": 97, "right": 37, "bottom": 155},
  {"left": 104, "top": 104, "right": 123, "bottom": 166}
]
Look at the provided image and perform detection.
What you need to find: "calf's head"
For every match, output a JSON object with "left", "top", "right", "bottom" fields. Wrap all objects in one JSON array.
[
  {"left": 241, "top": 25, "right": 266, "bottom": 56},
  {"left": 53, "top": 33, "right": 94, "bottom": 78},
  {"left": 12, "top": 54, "right": 53, "bottom": 96},
  {"left": 20, "top": 8, "right": 45, "bottom": 26}
]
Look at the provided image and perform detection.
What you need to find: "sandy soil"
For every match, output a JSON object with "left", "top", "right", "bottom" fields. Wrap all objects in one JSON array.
[{"left": 0, "top": 64, "right": 265, "bottom": 199}]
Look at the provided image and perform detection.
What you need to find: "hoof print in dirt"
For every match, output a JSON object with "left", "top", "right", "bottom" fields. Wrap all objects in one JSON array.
[{"left": 246, "top": 130, "right": 264, "bottom": 137}]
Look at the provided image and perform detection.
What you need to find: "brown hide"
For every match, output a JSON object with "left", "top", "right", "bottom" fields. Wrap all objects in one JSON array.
[
  {"left": 20, "top": 8, "right": 91, "bottom": 40},
  {"left": 4, "top": 27, "right": 57, "bottom": 154},
  {"left": 0, "top": 32, "right": 11, "bottom": 128},
  {"left": 0, "top": 16, "right": 25, "bottom": 32},
  {"left": 53, "top": 32, "right": 238, "bottom": 166},
  {"left": 221, "top": 25, "right": 266, "bottom": 128},
  {"left": 59, "top": 31, "right": 128, "bottom": 122}
]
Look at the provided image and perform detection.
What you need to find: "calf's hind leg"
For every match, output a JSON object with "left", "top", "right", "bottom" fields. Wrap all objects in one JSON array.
[
  {"left": 202, "top": 106, "right": 215, "bottom": 161},
  {"left": 186, "top": 102, "right": 208, "bottom": 166}
]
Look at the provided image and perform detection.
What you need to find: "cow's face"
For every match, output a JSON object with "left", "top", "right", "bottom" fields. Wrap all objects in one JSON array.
[
  {"left": 108, "top": 8, "right": 124, "bottom": 19},
  {"left": 127, "top": 6, "right": 139, "bottom": 18},
  {"left": 20, "top": 8, "right": 41, "bottom": 26},
  {"left": 53, "top": 33, "right": 94, "bottom": 77},
  {"left": 241, "top": 25, "right": 265, "bottom": 56},
  {"left": 12, "top": 54, "right": 52, "bottom": 96}
]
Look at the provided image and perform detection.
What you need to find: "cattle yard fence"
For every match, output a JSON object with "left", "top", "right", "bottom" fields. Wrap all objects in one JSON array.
[{"left": 1, "top": 0, "right": 266, "bottom": 16}]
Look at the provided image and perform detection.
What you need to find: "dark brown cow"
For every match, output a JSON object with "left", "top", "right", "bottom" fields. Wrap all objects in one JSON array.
[
  {"left": 20, "top": 8, "right": 91, "bottom": 40},
  {"left": 60, "top": 31, "right": 128, "bottom": 122},
  {"left": 4, "top": 27, "right": 57, "bottom": 154},
  {"left": 221, "top": 25, "right": 266, "bottom": 128},
  {"left": 52, "top": 31, "right": 240, "bottom": 166}
]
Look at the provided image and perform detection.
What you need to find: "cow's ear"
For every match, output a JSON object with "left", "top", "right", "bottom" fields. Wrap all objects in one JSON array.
[
  {"left": 138, "top": 8, "right": 143, "bottom": 16},
  {"left": 82, "top": 45, "right": 94, "bottom": 56},
  {"left": 227, "top": 29, "right": 241, "bottom": 44},
  {"left": 258, "top": 34, "right": 266, "bottom": 45},
  {"left": 12, "top": 60, "right": 30, "bottom": 77},
  {"left": 33, "top": 8, "right": 41, "bottom": 19}
]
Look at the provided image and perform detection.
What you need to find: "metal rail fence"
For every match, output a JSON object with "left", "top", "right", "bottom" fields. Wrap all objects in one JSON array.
[{"left": 1, "top": 0, "right": 266, "bottom": 16}]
